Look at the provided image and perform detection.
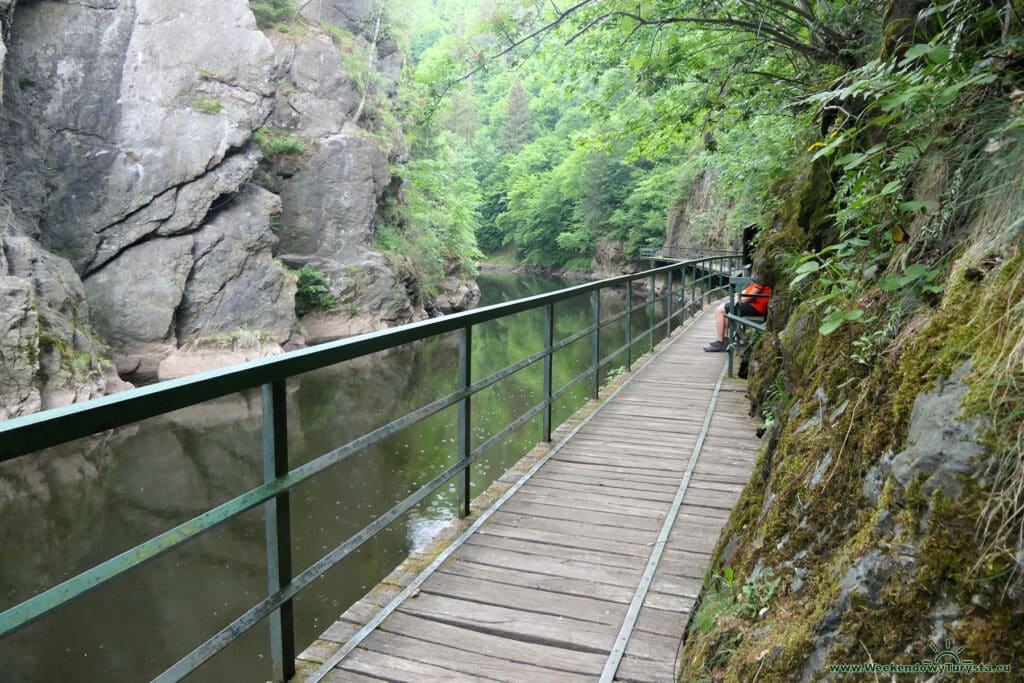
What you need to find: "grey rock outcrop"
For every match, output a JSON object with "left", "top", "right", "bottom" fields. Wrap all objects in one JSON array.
[
  {"left": 258, "top": 24, "right": 439, "bottom": 338},
  {"left": 176, "top": 185, "right": 296, "bottom": 345},
  {"left": 267, "top": 31, "right": 360, "bottom": 139},
  {"left": 889, "top": 362, "right": 985, "bottom": 497},
  {"left": 278, "top": 130, "right": 390, "bottom": 257},
  {"left": 0, "top": 276, "right": 41, "bottom": 420},
  {"left": 1, "top": 227, "right": 131, "bottom": 418},
  {"left": 2, "top": 0, "right": 299, "bottom": 383},
  {"left": 4, "top": 0, "right": 276, "bottom": 272}
]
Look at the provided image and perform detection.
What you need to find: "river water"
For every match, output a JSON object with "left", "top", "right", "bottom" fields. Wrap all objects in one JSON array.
[{"left": 0, "top": 272, "right": 666, "bottom": 682}]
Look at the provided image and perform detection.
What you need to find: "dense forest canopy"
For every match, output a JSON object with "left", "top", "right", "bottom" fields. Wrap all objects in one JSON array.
[{"left": 390, "top": 0, "right": 890, "bottom": 270}]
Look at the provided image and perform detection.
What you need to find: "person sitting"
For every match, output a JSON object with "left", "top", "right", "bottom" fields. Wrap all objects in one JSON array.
[{"left": 703, "top": 283, "right": 771, "bottom": 352}]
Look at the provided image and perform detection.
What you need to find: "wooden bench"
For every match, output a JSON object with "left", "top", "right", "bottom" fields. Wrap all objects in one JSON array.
[{"left": 725, "top": 276, "right": 768, "bottom": 377}]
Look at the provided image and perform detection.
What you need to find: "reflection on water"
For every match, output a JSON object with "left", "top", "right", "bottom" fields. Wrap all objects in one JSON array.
[{"left": 0, "top": 272, "right": 666, "bottom": 682}]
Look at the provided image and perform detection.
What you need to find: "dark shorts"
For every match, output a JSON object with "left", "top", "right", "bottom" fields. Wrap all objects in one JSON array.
[{"left": 726, "top": 301, "right": 762, "bottom": 317}]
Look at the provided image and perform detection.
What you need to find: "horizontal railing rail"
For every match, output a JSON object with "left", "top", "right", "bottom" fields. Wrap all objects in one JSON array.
[
  {"left": 0, "top": 253, "right": 741, "bottom": 682},
  {"left": 639, "top": 245, "right": 742, "bottom": 261}
]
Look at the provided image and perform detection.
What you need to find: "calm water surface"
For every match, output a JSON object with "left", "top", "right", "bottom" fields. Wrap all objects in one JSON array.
[{"left": 0, "top": 272, "right": 667, "bottom": 681}]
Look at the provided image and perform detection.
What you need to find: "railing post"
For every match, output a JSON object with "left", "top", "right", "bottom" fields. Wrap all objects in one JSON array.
[
  {"left": 591, "top": 289, "right": 600, "bottom": 399},
  {"left": 262, "top": 381, "right": 295, "bottom": 683},
  {"left": 666, "top": 268, "right": 673, "bottom": 336},
  {"left": 648, "top": 274, "right": 656, "bottom": 352},
  {"left": 625, "top": 283, "right": 632, "bottom": 371},
  {"left": 692, "top": 264, "right": 700, "bottom": 313},
  {"left": 543, "top": 303, "right": 554, "bottom": 442},
  {"left": 458, "top": 326, "right": 472, "bottom": 518}
]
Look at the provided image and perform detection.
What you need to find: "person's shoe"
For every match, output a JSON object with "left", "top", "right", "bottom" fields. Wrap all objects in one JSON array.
[{"left": 703, "top": 340, "right": 727, "bottom": 352}]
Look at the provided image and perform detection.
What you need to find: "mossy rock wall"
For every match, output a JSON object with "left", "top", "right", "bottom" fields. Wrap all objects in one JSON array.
[{"left": 679, "top": 145, "right": 1024, "bottom": 681}]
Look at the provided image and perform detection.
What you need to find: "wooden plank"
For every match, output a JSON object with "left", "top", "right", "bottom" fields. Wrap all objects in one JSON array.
[
  {"left": 634, "top": 603, "right": 693, "bottom": 637},
  {"left": 422, "top": 569, "right": 625, "bottom": 627},
  {"left": 336, "top": 647, "right": 498, "bottom": 682},
  {"left": 479, "top": 520, "right": 658, "bottom": 558},
  {"left": 396, "top": 593, "right": 616, "bottom": 655},
  {"left": 451, "top": 544, "right": 642, "bottom": 588},
  {"left": 497, "top": 499, "right": 662, "bottom": 532},
  {"left": 510, "top": 489, "right": 667, "bottom": 519},
  {"left": 438, "top": 559, "right": 633, "bottom": 604},
  {"left": 552, "top": 452, "right": 690, "bottom": 473},
  {"left": 614, "top": 653, "right": 675, "bottom": 683},
  {"left": 540, "top": 459, "right": 683, "bottom": 486},
  {"left": 529, "top": 468, "right": 679, "bottom": 494},
  {"left": 489, "top": 510, "right": 659, "bottom": 545},
  {"left": 525, "top": 476, "right": 679, "bottom": 504},
  {"left": 322, "top": 667, "right": 388, "bottom": 682},
  {"left": 358, "top": 626, "right": 594, "bottom": 681},
  {"left": 464, "top": 532, "right": 648, "bottom": 571}
]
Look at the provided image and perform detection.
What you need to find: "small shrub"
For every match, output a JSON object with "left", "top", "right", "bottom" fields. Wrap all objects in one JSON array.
[
  {"left": 294, "top": 266, "right": 336, "bottom": 316},
  {"left": 254, "top": 127, "right": 306, "bottom": 158},
  {"left": 250, "top": 0, "right": 295, "bottom": 29},
  {"left": 373, "top": 225, "right": 404, "bottom": 253},
  {"left": 694, "top": 567, "right": 780, "bottom": 634},
  {"left": 190, "top": 95, "right": 223, "bottom": 115}
]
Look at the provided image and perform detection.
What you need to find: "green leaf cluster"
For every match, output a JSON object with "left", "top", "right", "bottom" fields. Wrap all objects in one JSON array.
[
  {"left": 294, "top": 266, "right": 336, "bottom": 316},
  {"left": 254, "top": 128, "right": 306, "bottom": 158},
  {"left": 249, "top": 0, "right": 295, "bottom": 29}
]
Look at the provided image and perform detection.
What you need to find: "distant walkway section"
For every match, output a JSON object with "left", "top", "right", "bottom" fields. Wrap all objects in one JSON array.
[{"left": 298, "top": 303, "right": 761, "bottom": 682}]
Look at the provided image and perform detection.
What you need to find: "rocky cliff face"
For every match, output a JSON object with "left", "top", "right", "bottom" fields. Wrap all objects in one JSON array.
[{"left": 0, "top": 0, "right": 472, "bottom": 416}]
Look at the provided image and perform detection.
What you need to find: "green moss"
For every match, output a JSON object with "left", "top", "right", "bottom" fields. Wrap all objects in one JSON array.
[{"left": 190, "top": 95, "right": 223, "bottom": 115}]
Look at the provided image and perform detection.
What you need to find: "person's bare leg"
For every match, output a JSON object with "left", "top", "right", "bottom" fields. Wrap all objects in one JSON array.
[{"left": 716, "top": 303, "right": 727, "bottom": 341}]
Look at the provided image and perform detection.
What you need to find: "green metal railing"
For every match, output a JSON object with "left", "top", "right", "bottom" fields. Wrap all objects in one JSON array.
[{"left": 0, "top": 254, "right": 740, "bottom": 682}]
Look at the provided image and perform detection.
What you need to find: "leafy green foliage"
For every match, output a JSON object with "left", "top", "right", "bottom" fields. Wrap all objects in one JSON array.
[
  {"left": 254, "top": 128, "right": 306, "bottom": 158},
  {"left": 694, "top": 567, "right": 781, "bottom": 634},
  {"left": 294, "top": 266, "right": 336, "bottom": 316},
  {"left": 249, "top": 0, "right": 295, "bottom": 29},
  {"left": 792, "top": 0, "right": 1017, "bottom": 336}
]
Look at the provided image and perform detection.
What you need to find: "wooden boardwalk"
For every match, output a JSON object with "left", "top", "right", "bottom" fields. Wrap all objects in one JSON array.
[{"left": 297, "top": 303, "right": 761, "bottom": 682}]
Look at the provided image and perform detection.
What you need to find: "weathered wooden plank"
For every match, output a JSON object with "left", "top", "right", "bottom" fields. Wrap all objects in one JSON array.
[
  {"left": 552, "top": 452, "right": 690, "bottom": 474},
  {"left": 452, "top": 544, "right": 642, "bottom": 588},
  {"left": 525, "top": 476, "right": 679, "bottom": 504},
  {"left": 529, "top": 467, "right": 680, "bottom": 494},
  {"left": 613, "top": 653, "right": 676, "bottom": 683},
  {"left": 377, "top": 611, "right": 606, "bottom": 677},
  {"left": 489, "top": 510, "right": 660, "bottom": 545},
  {"left": 438, "top": 559, "right": 633, "bottom": 604},
  {"left": 478, "top": 520, "right": 654, "bottom": 558},
  {"left": 335, "top": 647, "right": 497, "bottom": 682},
  {"left": 422, "top": 569, "right": 625, "bottom": 627},
  {"left": 464, "top": 532, "right": 648, "bottom": 571},
  {"left": 510, "top": 489, "right": 667, "bottom": 519},
  {"left": 497, "top": 499, "right": 663, "bottom": 532},
  {"left": 322, "top": 667, "right": 389, "bottom": 682},
  {"left": 396, "top": 593, "right": 616, "bottom": 655},
  {"left": 537, "top": 461, "right": 684, "bottom": 488},
  {"left": 634, "top": 603, "right": 693, "bottom": 637}
]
